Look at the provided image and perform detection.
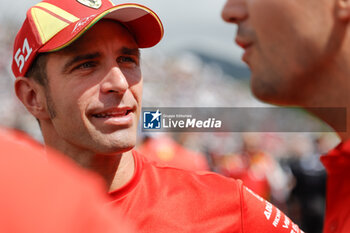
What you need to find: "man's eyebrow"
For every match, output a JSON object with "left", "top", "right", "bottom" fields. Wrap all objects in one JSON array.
[
  {"left": 120, "top": 47, "right": 140, "bottom": 57},
  {"left": 62, "top": 52, "right": 101, "bottom": 73}
]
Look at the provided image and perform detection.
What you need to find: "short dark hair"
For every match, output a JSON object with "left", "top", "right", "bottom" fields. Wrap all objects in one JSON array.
[{"left": 25, "top": 53, "right": 48, "bottom": 86}]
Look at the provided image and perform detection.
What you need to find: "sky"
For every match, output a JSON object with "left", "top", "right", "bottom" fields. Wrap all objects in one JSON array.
[{"left": 1, "top": 0, "right": 245, "bottom": 66}]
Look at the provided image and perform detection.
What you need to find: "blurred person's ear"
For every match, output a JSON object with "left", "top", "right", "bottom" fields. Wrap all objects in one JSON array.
[
  {"left": 337, "top": 0, "right": 350, "bottom": 21},
  {"left": 14, "top": 77, "right": 50, "bottom": 120}
]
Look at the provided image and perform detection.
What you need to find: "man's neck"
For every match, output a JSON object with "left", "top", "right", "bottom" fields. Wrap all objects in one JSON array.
[
  {"left": 40, "top": 125, "right": 136, "bottom": 191},
  {"left": 108, "top": 151, "right": 135, "bottom": 191},
  {"left": 302, "top": 54, "right": 350, "bottom": 142},
  {"left": 69, "top": 150, "right": 135, "bottom": 192}
]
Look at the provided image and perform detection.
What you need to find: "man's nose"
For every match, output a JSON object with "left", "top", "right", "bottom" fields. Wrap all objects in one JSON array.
[
  {"left": 100, "top": 66, "right": 128, "bottom": 94},
  {"left": 221, "top": 0, "right": 248, "bottom": 24}
]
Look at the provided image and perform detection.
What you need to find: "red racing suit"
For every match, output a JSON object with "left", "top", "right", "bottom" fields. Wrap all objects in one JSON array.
[
  {"left": 109, "top": 150, "right": 303, "bottom": 233},
  {"left": 321, "top": 140, "right": 350, "bottom": 233}
]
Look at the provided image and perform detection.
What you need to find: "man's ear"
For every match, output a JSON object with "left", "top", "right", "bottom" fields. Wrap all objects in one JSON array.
[
  {"left": 14, "top": 77, "right": 50, "bottom": 120},
  {"left": 337, "top": 0, "right": 350, "bottom": 21}
]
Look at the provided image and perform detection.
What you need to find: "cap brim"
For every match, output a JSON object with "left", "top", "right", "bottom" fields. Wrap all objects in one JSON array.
[{"left": 39, "top": 4, "right": 164, "bottom": 52}]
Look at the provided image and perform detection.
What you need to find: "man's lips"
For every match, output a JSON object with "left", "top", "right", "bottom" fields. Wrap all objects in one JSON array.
[
  {"left": 235, "top": 38, "right": 253, "bottom": 50},
  {"left": 92, "top": 108, "right": 133, "bottom": 118},
  {"left": 235, "top": 37, "right": 253, "bottom": 65},
  {"left": 89, "top": 107, "right": 135, "bottom": 127}
]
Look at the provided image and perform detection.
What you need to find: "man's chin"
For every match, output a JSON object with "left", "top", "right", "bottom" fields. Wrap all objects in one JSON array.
[
  {"left": 253, "top": 90, "right": 300, "bottom": 106},
  {"left": 251, "top": 85, "right": 276, "bottom": 104},
  {"left": 89, "top": 126, "right": 138, "bottom": 153},
  {"left": 95, "top": 146, "right": 134, "bottom": 156},
  {"left": 251, "top": 78, "right": 288, "bottom": 105},
  {"left": 91, "top": 139, "right": 136, "bottom": 155}
]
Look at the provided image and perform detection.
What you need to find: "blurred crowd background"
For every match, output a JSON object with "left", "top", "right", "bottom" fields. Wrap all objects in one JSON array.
[{"left": 0, "top": 1, "right": 342, "bottom": 232}]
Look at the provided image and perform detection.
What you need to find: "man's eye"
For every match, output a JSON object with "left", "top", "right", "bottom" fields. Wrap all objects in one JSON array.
[
  {"left": 117, "top": 56, "right": 137, "bottom": 64},
  {"left": 76, "top": 61, "right": 96, "bottom": 70}
]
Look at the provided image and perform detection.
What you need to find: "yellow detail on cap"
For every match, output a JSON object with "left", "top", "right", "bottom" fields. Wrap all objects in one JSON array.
[
  {"left": 48, "top": 9, "right": 112, "bottom": 52},
  {"left": 31, "top": 8, "right": 70, "bottom": 44},
  {"left": 36, "top": 2, "right": 79, "bottom": 23}
]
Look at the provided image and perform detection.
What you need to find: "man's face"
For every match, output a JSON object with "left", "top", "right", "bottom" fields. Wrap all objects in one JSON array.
[
  {"left": 43, "top": 20, "right": 142, "bottom": 155},
  {"left": 222, "top": 0, "right": 337, "bottom": 105}
]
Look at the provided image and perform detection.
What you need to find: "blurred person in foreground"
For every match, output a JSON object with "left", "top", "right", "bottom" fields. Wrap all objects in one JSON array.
[
  {"left": 222, "top": 0, "right": 350, "bottom": 232},
  {"left": 0, "top": 128, "right": 134, "bottom": 233},
  {"left": 12, "top": 0, "right": 301, "bottom": 232}
]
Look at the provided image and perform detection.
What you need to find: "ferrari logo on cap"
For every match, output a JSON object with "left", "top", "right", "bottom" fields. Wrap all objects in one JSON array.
[{"left": 76, "top": 0, "right": 102, "bottom": 9}]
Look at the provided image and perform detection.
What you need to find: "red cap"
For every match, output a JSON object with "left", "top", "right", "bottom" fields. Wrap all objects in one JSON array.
[{"left": 12, "top": 0, "right": 164, "bottom": 77}]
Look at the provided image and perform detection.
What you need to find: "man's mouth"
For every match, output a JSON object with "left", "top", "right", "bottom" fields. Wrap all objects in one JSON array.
[
  {"left": 92, "top": 109, "right": 133, "bottom": 118},
  {"left": 235, "top": 37, "right": 253, "bottom": 50},
  {"left": 235, "top": 37, "right": 254, "bottom": 66},
  {"left": 90, "top": 107, "right": 135, "bottom": 127}
]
